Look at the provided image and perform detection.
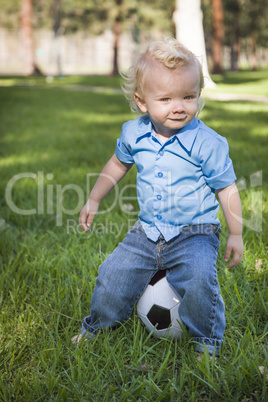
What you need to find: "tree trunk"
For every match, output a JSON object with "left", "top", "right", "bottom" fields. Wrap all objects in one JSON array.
[
  {"left": 211, "top": 0, "right": 224, "bottom": 74},
  {"left": 250, "top": 34, "right": 257, "bottom": 71},
  {"left": 230, "top": 40, "right": 240, "bottom": 71},
  {"left": 112, "top": 0, "right": 123, "bottom": 76},
  {"left": 173, "top": 0, "right": 216, "bottom": 88},
  {"left": 52, "top": 0, "right": 63, "bottom": 76},
  {"left": 230, "top": 1, "right": 240, "bottom": 71},
  {"left": 20, "top": 0, "right": 35, "bottom": 75}
]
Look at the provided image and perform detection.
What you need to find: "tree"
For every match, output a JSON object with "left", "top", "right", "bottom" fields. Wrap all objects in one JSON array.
[
  {"left": 52, "top": 0, "right": 63, "bottom": 75},
  {"left": 60, "top": 0, "right": 176, "bottom": 74},
  {"left": 60, "top": 0, "right": 175, "bottom": 75},
  {"left": 2, "top": 0, "right": 266, "bottom": 73},
  {"left": 239, "top": 0, "right": 268, "bottom": 70},
  {"left": 211, "top": 0, "right": 224, "bottom": 73},
  {"left": 0, "top": 0, "right": 176, "bottom": 75},
  {"left": 173, "top": 0, "right": 215, "bottom": 87},
  {"left": 222, "top": 0, "right": 240, "bottom": 71},
  {"left": 20, "top": 0, "right": 36, "bottom": 75},
  {"left": 112, "top": 0, "right": 123, "bottom": 76},
  {"left": 202, "top": 0, "right": 268, "bottom": 71}
]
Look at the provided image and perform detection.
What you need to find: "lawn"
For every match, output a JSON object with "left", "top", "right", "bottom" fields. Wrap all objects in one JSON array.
[
  {"left": 0, "top": 73, "right": 267, "bottom": 401},
  {"left": 0, "top": 68, "right": 268, "bottom": 95},
  {"left": 209, "top": 70, "right": 268, "bottom": 96}
]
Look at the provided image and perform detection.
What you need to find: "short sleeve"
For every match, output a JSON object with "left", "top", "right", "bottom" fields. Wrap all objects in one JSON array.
[
  {"left": 115, "top": 121, "right": 135, "bottom": 164},
  {"left": 201, "top": 136, "right": 236, "bottom": 190}
]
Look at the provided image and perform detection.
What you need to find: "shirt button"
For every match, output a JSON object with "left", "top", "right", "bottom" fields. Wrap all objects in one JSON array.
[
  {"left": 159, "top": 151, "right": 164, "bottom": 156},
  {"left": 157, "top": 195, "right": 162, "bottom": 200},
  {"left": 158, "top": 172, "right": 163, "bottom": 178},
  {"left": 156, "top": 215, "right": 162, "bottom": 220}
]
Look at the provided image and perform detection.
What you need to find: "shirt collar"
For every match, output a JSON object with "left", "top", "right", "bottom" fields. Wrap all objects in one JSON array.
[
  {"left": 174, "top": 118, "right": 199, "bottom": 154},
  {"left": 135, "top": 115, "right": 152, "bottom": 143},
  {"left": 136, "top": 115, "right": 199, "bottom": 154}
]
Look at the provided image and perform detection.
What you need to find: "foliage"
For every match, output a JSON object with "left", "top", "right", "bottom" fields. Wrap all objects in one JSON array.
[
  {"left": 0, "top": 0, "right": 21, "bottom": 29},
  {"left": 202, "top": 0, "right": 268, "bottom": 63},
  {"left": 0, "top": 0, "right": 175, "bottom": 36},
  {"left": 0, "top": 74, "right": 267, "bottom": 400},
  {"left": 1, "top": 1, "right": 266, "bottom": 72},
  {"left": 238, "top": 0, "right": 268, "bottom": 47}
]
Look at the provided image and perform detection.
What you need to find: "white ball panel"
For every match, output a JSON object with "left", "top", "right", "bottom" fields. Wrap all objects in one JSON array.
[
  {"left": 151, "top": 328, "right": 166, "bottom": 339},
  {"left": 151, "top": 326, "right": 181, "bottom": 340},
  {"left": 165, "top": 326, "right": 182, "bottom": 340},
  {"left": 136, "top": 272, "right": 183, "bottom": 340},
  {"left": 136, "top": 285, "right": 154, "bottom": 316},
  {"left": 170, "top": 305, "right": 182, "bottom": 324},
  {"left": 152, "top": 277, "right": 180, "bottom": 310}
]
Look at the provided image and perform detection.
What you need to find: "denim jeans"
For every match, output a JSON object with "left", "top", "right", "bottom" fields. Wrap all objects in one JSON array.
[{"left": 81, "top": 221, "right": 225, "bottom": 355}]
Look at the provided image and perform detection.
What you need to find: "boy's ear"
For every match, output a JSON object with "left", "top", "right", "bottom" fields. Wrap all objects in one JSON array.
[{"left": 134, "top": 93, "right": 147, "bottom": 113}]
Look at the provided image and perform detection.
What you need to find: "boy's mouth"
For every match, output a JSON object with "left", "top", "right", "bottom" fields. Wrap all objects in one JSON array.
[{"left": 168, "top": 117, "right": 187, "bottom": 122}]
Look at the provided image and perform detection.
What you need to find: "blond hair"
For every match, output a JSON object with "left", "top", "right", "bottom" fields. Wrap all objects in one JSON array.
[{"left": 121, "top": 37, "right": 205, "bottom": 114}]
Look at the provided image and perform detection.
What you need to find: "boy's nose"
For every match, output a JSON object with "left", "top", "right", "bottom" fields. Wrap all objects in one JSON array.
[{"left": 172, "top": 100, "right": 185, "bottom": 113}]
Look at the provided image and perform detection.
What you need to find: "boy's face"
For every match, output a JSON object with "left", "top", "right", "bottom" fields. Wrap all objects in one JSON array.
[{"left": 134, "top": 61, "right": 200, "bottom": 139}]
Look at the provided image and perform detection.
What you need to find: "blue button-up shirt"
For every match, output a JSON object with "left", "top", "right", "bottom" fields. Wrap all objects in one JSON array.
[{"left": 115, "top": 115, "right": 236, "bottom": 242}]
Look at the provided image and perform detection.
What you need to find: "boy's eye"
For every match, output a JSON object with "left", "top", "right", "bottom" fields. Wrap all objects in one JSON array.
[
  {"left": 184, "top": 95, "right": 195, "bottom": 100},
  {"left": 161, "top": 98, "right": 170, "bottom": 102}
]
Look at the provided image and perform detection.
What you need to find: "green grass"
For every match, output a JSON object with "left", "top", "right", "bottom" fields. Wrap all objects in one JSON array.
[
  {"left": 0, "top": 74, "right": 267, "bottom": 400},
  {"left": 209, "top": 70, "right": 268, "bottom": 96},
  {"left": 0, "top": 74, "right": 122, "bottom": 90},
  {"left": 0, "top": 69, "right": 268, "bottom": 96}
]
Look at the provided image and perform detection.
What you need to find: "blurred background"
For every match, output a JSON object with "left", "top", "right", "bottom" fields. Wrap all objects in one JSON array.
[{"left": 0, "top": 0, "right": 267, "bottom": 77}]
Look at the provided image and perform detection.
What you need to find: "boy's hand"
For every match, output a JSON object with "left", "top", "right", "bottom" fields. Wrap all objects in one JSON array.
[
  {"left": 224, "top": 234, "right": 243, "bottom": 269},
  {"left": 79, "top": 199, "right": 99, "bottom": 232}
]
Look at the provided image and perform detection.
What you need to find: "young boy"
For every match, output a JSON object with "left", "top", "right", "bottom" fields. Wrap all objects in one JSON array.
[{"left": 73, "top": 37, "right": 243, "bottom": 355}]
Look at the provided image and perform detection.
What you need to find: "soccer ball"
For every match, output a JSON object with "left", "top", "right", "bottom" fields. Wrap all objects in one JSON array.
[{"left": 136, "top": 270, "right": 183, "bottom": 340}]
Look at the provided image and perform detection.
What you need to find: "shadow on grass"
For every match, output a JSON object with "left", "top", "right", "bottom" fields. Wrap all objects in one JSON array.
[
  {"left": 0, "top": 74, "right": 123, "bottom": 88},
  {"left": 211, "top": 70, "right": 268, "bottom": 85}
]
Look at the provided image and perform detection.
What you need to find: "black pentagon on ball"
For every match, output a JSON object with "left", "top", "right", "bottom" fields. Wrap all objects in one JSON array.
[
  {"left": 147, "top": 304, "right": 171, "bottom": 330},
  {"left": 149, "top": 270, "right": 166, "bottom": 286}
]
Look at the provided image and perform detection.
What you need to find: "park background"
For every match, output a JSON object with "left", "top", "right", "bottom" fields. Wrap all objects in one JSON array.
[
  {"left": 0, "top": 0, "right": 267, "bottom": 76},
  {"left": 0, "top": 0, "right": 267, "bottom": 401}
]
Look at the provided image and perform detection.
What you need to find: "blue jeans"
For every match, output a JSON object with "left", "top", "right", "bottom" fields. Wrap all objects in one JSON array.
[{"left": 81, "top": 221, "right": 225, "bottom": 355}]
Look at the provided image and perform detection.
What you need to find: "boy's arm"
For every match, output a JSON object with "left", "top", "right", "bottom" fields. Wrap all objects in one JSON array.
[
  {"left": 79, "top": 154, "right": 133, "bottom": 232},
  {"left": 217, "top": 182, "right": 243, "bottom": 269}
]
